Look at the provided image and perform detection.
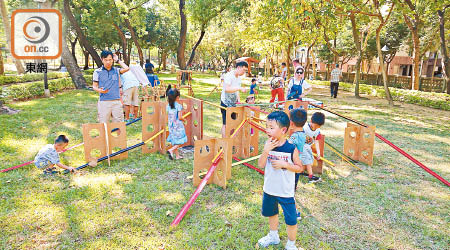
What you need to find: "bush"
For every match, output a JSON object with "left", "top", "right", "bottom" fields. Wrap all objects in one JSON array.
[
  {"left": 0, "top": 72, "right": 69, "bottom": 86},
  {"left": 311, "top": 80, "right": 450, "bottom": 111},
  {"left": 4, "top": 78, "right": 75, "bottom": 100}
]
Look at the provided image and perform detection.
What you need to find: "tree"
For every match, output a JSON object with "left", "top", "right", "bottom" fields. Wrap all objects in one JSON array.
[
  {"left": 437, "top": 5, "right": 450, "bottom": 94},
  {"left": 64, "top": 0, "right": 102, "bottom": 67},
  {"left": 0, "top": 0, "right": 25, "bottom": 74},
  {"left": 399, "top": 0, "right": 436, "bottom": 90},
  {"left": 61, "top": 25, "right": 86, "bottom": 89}
]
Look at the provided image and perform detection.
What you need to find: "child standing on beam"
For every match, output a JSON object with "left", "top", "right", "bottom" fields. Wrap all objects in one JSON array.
[
  {"left": 166, "top": 88, "right": 187, "bottom": 160},
  {"left": 257, "top": 111, "right": 305, "bottom": 250}
]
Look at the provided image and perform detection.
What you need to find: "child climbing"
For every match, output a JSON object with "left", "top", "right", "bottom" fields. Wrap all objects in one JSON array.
[
  {"left": 289, "top": 108, "right": 322, "bottom": 184},
  {"left": 301, "top": 112, "right": 325, "bottom": 183},
  {"left": 257, "top": 111, "right": 305, "bottom": 250},
  {"left": 34, "top": 135, "right": 76, "bottom": 174},
  {"left": 166, "top": 88, "right": 188, "bottom": 160}
]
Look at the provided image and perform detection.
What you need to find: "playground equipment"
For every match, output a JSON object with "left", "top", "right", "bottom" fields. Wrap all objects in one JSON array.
[{"left": 343, "top": 123, "right": 375, "bottom": 166}]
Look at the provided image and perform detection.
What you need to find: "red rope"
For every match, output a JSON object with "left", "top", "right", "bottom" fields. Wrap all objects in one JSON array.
[
  {"left": 171, "top": 151, "right": 223, "bottom": 227},
  {"left": 308, "top": 102, "right": 450, "bottom": 187},
  {"left": 1, "top": 142, "right": 84, "bottom": 173}
]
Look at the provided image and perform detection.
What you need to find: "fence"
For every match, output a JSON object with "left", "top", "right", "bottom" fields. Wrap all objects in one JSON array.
[{"left": 314, "top": 71, "right": 447, "bottom": 93}]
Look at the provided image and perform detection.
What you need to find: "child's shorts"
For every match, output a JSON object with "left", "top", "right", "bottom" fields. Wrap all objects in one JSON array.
[
  {"left": 261, "top": 192, "right": 297, "bottom": 225},
  {"left": 300, "top": 147, "right": 314, "bottom": 165},
  {"left": 35, "top": 160, "right": 51, "bottom": 169}
]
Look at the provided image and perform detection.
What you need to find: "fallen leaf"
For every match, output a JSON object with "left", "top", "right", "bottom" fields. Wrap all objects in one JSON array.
[{"left": 6, "top": 180, "right": 11, "bottom": 183}]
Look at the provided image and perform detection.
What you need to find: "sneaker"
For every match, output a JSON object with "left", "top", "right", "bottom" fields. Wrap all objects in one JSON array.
[
  {"left": 296, "top": 211, "right": 302, "bottom": 220},
  {"left": 43, "top": 169, "right": 58, "bottom": 175},
  {"left": 285, "top": 241, "right": 298, "bottom": 250},
  {"left": 308, "top": 176, "right": 321, "bottom": 183},
  {"left": 258, "top": 233, "right": 280, "bottom": 248}
]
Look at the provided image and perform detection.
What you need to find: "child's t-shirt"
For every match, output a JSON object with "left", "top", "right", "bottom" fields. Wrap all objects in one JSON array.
[
  {"left": 250, "top": 83, "right": 257, "bottom": 94},
  {"left": 263, "top": 140, "right": 296, "bottom": 198},
  {"left": 303, "top": 123, "right": 321, "bottom": 150},
  {"left": 34, "top": 144, "right": 60, "bottom": 168},
  {"left": 288, "top": 130, "right": 306, "bottom": 153}
]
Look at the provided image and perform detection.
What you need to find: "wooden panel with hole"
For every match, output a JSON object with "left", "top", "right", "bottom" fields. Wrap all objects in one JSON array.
[
  {"left": 249, "top": 106, "right": 260, "bottom": 157},
  {"left": 215, "top": 138, "right": 233, "bottom": 182},
  {"left": 107, "top": 122, "right": 127, "bottom": 160},
  {"left": 311, "top": 135, "right": 325, "bottom": 174},
  {"left": 344, "top": 123, "right": 375, "bottom": 165},
  {"left": 142, "top": 101, "right": 167, "bottom": 155},
  {"left": 193, "top": 139, "right": 215, "bottom": 187},
  {"left": 177, "top": 98, "right": 193, "bottom": 148},
  {"left": 284, "top": 100, "right": 309, "bottom": 135},
  {"left": 82, "top": 123, "right": 108, "bottom": 163},
  {"left": 191, "top": 98, "right": 203, "bottom": 143},
  {"left": 284, "top": 100, "right": 309, "bottom": 116},
  {"left": 225, "top": 106, "right": 251, "bottom": 159}
]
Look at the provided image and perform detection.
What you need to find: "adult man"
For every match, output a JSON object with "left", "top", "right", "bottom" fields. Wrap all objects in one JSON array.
[
  {"left": 121, "top": 67, "right": 150, "bottom": 122},
  {"left": 220, "top": 61, "right": 248, "bottom": 138},
  {"left": 92, "top": 51, "right": 129, "bottom": 123},
  {"left": 145, "top": 59, "right": 155, "bottom": 73},
  {"left": 330, "top": 64, "right": 342, "bottom": 98},
  {"left": 281, "top": 62, "right": 287, "bottom": 82}
]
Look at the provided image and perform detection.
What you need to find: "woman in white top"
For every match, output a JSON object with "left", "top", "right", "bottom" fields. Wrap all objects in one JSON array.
[{"left": 286, "top": 66, "right": 312, "bottom": 100}]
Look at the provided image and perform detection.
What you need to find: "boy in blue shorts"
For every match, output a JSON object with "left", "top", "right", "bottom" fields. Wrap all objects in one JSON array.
[{"left": 257, "top": 111, "right": 305, "bottom": 250}]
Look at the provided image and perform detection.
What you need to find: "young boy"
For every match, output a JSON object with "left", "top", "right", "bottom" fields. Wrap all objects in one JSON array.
[
  {"left": 34, "top": 135, "right": 75, "bottom": 174},
  {"left": 302, "top": 112, "right": 326, "bottom": 183},
  {"left": 250, "top": 78, "right": 258, "bottom": 96},
  {"left": 258, "top": 111, "right": 304, "bottom": 250},
  {"left": 289, "top": 108, "right": 322, "bottom": 184}
]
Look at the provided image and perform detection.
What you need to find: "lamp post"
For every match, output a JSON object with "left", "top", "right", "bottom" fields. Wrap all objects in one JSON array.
[{"left": 33, "top": 0, "right": 50, "bottom": 97}]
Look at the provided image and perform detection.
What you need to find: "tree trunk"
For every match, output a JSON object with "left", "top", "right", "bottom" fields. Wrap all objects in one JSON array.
[
  {"left": 124, "top": 18, "right": 144, "bottom": 67},
  {"left": 112, "top": 23, "right": 129, "bottom": 65},
  {"left": 286, "top": 42, "right": 292, "bottom": 78},
  {"left": 70, "top": 37, "right": 78, "bottom": 64},
  {"left": 127, "top": 40, "right": 132, "bottom": 65},
  {"left": 403, "top": 14, "right": 420, "bottom": 90},
  {"left": 83, "top": 49, "right": 89, "bottom": 70},
  {"left": 187, "top": 28, "right": 206, "bottom": 68},
  {"left": 177, "top": 0, "right": 187, "bottom": 70},
  {"left": 438, "top": 8, "right": 450, "bottom": 94},
  {"left": 311, "top": 46, "right": 316, "bottom": 79},
  {"left": 64, "top": 0, "right": 102, "bottom": 67},
  {"left": 62, "top": 28, "right": 86, "bottom": 89},
  {"left": 0, "top": 0, "right": 25, "bottom": 74},
  {"left": 162, "top": 50, "right": 167, "bottom": 70},
  {"left": 350, "top": 13, "right": 362, "bottom": 98},
  {"left": 0, "top": 50, "right": 4, "bottom": 75},
  {"left": 376, "top": 27, "right": 393, "bottom": 106}
]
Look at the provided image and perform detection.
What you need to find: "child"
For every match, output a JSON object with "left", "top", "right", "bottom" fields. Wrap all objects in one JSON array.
[
  {"left": 302, "top": 112, "right": 325, "bottom": 183},
  {"left": 289, "top": 108, "right": 321, "bottom": 184},
  {"left": 257, "top": 111, "right": 304, "bottom": 250},
  {"left": 269, "top": 76, "right": 285, "bottom": 108},
  {"left": 34, "top": 135, "right": 75, "bottom": 174},
  {"left": 121, "top": 69, "right": 150, "bottom": 122},
  {"left": 166, "top": 88, "right": 188, "bottom": 160},
  {"left": 249, "top": 78, "right": 258, "bottom": 96}
]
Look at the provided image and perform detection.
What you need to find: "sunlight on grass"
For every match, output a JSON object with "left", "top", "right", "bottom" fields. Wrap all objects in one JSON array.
[
  {"left": 72, "top": 173, "right": 132, "bottom": 188},
  {"left": 154, "top": 191, "right": 184, "bottom": 203}
]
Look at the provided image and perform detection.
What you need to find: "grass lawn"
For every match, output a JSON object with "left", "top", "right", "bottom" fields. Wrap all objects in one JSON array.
[{"left": 0, "top": 72, "right": 449, "bottom": 249}]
